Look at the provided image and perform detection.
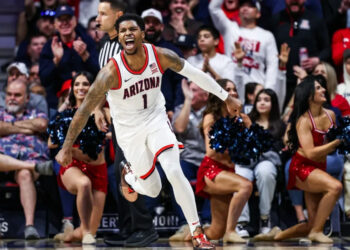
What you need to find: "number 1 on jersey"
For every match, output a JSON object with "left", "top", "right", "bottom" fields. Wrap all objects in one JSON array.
[{"left": 142, "top": 94, "right": 147, "bottom": 109}]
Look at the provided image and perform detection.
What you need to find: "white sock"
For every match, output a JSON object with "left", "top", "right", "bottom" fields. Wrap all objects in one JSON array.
[{"left": 189, "top": 221, "right": 201, "bottom": 236}]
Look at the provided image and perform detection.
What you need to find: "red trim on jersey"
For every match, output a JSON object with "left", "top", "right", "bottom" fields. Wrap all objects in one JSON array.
[
  {"left": 121, "top": 44, "right": 148, "bottom": 75},
  {"left": 151, "top": 44, "right": 164, "bottom": 74},
  {"left": 140, "top": 144, "right": 174, "bottom": 180},
  {"left": 109, "top": 58, "right": 122, "bottom": 90},
  {"left": 140, "top": 143, "right": 185, "bottom": 180}
]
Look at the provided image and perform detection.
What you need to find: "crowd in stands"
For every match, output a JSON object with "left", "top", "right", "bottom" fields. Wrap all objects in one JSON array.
[{"left": 1, "top": 0, "right": 350, "bottom": 244}]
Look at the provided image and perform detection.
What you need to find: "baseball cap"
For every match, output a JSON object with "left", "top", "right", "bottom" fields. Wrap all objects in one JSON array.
[
  {"left": 57, "top": 79, "right": 71, "bottom": 98},
  {"left": 141, "top": 8, "right": 163, "bottom": 24},
  {"left": 6, "top": 62, "right": 28, "bottom": 77},
  {"left": 55, "top": 5, "right": 74, "bottom": 18},
  {"left": 240, "top": 0, "right": 261, "bottom": 11},
  {"left": 175, "top": 34, "right": 196, "bottom": 49}
]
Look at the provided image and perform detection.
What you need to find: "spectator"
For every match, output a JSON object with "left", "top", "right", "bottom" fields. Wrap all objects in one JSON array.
[
  {"left": 56, "top": 79, "right": 72, "bottom": 111},
  {"left": 187, "top": 25, "right": 235, "bottom": 82},
  {"left": 268, "top": 0, "right": 331, "bottom": 107},
  {"left": 196, "top": 78, "right": 252, "bottom": 243},
  {"left": 28, "top": 63, "right": 41, "bottom": 88},
  {"left": 49, "top": 71, "right": 107, "bottom": 244},
  {"left": 142, "top": 8, "right": 167, "bottom": 45},
  {"left": 241, "top": 42, "right": 288, "bottom": 114},
  {"left": 14, "top": 8, "right": 56, "bottom": 58},
  {"left": 331, "top": 25, "right": 350, "bottom": 79},
  {"left": 222, "top": 0, "right": 240, "bottom": 23},
  {"left": 141, "top": 8, "right": 185, "bottom": 119},
  {"left": 338, "top": 49, "right": 350, "bottom": 104},
  {"left": 209, "top": 0, "right": 279, "bottom": 96},
  {"left": 16, "top": 0, "right": 59, "bottom": 45},
  {"left": 54, "top": 81, "right": 74, "bottom": 232},
  {"left": 6, "top": 62, "right": 28, "bottom": 84},
  {"left": 174, "top": 34, "right": 198, "bottom": 59},
  {"left": 36, "top": 9, "right": 56, "bottom": 39},
  {"left": 292, "top": 62, "right": 350, "bottom": 117},
  {"left": 187, "top": 0, "right": 212, "bottom": 24},
  {"left": 216, "top": 0, "right": 241, "bottom": 54},
  {"left": 86, "top": 16, "right": 106, "bottom": 50},
  {"left": 3, "top": 66, "right": 48, "bottom": 114},
  {"left": 0, "top": 62, "right": 48, "bottom": 116},
  {"left": 28, "top": 63, "right": 47, "bottom": 97},
  {"left": 236, "top": 89, "right": 285, "bottom": 238},
  {"left": 162, "top": 0, "right": 203, "bottom": 43},
  {"left": 30, "top": 85, "right": 47, "bottom": 97},
  {"left": 16, "top": 34, "right": 47, "bottom": 69},
  {"left": 314, "top": 62, "right": 350, "bottom": 117},
  {"left": 0, "top": 154, "right": 52, "bottom": 175},
  {"left": 135, "top": 0, "right": 170, "bottom": 20},
  {"left": 51, "top": 79, "right": 75, "bottom": 237},
  {"left": 0, "top": 79, "right": 50, "bottom": 239},
  {"left": 169, "top": 79, "right": 210, "bottom": 241},
  {"left": 39, "top": 5, "right": 99, "bottom": 110},
  {"left": 322, "top": 0, "right": 349, "bottom": 41},
  {"left": 243, "top": 82, "right": 263, "bottom": 114}
]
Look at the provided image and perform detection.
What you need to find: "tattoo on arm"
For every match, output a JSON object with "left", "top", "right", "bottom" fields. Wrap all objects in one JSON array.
[
  {"left": 62, "top": 62, "right": 117, "bottom": 148},
  {"left": 158, "top": 47, "right": 185, "bottom": 72}
]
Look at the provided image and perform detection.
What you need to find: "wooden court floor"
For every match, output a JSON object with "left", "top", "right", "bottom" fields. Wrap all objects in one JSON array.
[{"left": 0, "top": 237, "right": 349, "bottom": 249}]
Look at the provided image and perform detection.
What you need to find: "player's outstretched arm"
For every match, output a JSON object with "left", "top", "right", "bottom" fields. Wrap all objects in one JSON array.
[
  {"left": 55, "top": 61, "right": 118, "bottom": 166},
  {"left": 156, "top": 46, "right": 242, "bottom": 113}
]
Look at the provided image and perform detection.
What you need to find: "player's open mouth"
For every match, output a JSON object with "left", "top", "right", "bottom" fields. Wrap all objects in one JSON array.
[{"left": 125, "top": 39, "right": 135, "bottom": 49}]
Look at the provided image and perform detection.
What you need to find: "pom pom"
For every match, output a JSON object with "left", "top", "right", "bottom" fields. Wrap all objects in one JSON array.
[
  {"left": 209, "top": 116, "right": 273, "bottom": 164},
  {"left": 327, "top": 117, "right": 350, "bottom": 155},
  {"left": 47, "top": 108, "right": 106, "bottom": 160}
]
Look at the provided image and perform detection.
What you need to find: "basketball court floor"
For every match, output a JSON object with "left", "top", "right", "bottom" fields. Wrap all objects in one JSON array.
[{"left": 0, "top": 237, "right": 349, "bottom": 249}]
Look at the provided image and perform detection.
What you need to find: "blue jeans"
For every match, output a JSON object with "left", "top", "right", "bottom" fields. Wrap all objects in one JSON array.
[{"left": 53, "top": 161, "right": 75, "bottom": 218}]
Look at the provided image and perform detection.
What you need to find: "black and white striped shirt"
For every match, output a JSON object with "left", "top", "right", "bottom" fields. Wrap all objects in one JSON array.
[{"left": 98, "top": 35, "right": 122, "bottom": 68}]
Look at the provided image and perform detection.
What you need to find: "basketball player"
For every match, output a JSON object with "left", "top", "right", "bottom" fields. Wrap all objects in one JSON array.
[
  {"left": 96, "top": 1, "right": 158, "bottom": 246},
  {"left": 56, "top": 14, "right": 241, "bottom": 249}
]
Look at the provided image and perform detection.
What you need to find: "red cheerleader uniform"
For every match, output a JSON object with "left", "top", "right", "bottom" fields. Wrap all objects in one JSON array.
[
  {"left": 58, "top": 158, "right": 108, "bottom": 194},
  {"left": 287, "top": 109, "right": 334, "bottom": 190},
  {"left": 196, "top": 156, "right": 235, "bottom": 198}
]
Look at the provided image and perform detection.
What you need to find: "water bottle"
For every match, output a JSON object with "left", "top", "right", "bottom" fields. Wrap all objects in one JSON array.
[{"left": 299, "top": 47, "right": 308, "bottom": 67}]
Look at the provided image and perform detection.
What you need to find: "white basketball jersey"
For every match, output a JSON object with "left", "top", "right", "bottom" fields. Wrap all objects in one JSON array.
[{"left": 107, "top": 43, "right": 166, "bottom": 128}]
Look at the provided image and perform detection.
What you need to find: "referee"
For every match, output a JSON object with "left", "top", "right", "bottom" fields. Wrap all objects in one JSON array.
[{"left": 95, "top": 0, "right": 158, "bottom": 247}]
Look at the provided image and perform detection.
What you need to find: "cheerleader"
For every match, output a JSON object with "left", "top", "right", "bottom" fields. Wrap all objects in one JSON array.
[
  {"left": 196, "top": 79, "right": 252, "bottom": 243},
  {"left": 49, "top": 71, "right": 108, "bottom": 244},
  {"left": 256, "top": 75, "right": 342, "bottom": 243}
]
